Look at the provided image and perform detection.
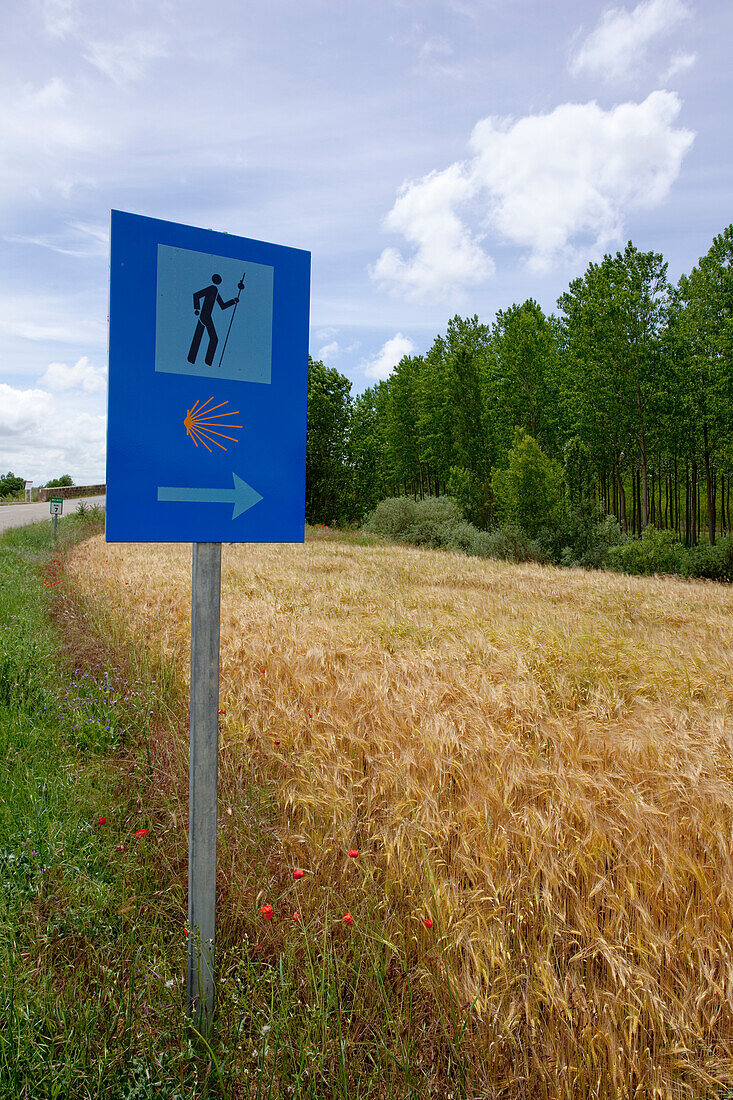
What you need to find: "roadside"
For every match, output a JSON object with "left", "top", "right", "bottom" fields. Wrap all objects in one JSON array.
[
  {"left": 0, "top": 514, "right": 213, "bottom": 1099},
  {"left": 1, "top": 515, "right": 481, "bottom": 1100},
  {"left": 0, "top": 495, "right": 106, "bottom": 534}
]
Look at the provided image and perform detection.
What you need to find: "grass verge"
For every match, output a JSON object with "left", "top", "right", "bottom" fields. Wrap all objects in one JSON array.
[
  {"left": 1, "top": 517, "right": 473, "bottom": 1099},
  {"left": 0, "top": 514, "right": 209, "bottom": 1099}
]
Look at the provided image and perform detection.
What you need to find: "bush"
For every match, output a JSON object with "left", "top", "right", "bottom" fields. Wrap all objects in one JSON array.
[
  {"left": 480, "top": 524, "right": 540, "bottom": 562},
  {"left": 552, "top": 501, "right": 622, "bottom": 569},
  {"left": 607, "top": 526, "right": 687, "bottom": 576},
  {"left": 685, "top": 535, "right": 733, "bottom": 582},
  {"left": 363, "top": 497, "right": 418, "bottom": 540},
  {"left": 364, "top": 496, "right": 463, "bottom": 547},
  {"left": 404, "top": 497, "right": 463, "bottom": 547},
  {"left": 365, "top": 498, "right": 551, "bottom": 564}
]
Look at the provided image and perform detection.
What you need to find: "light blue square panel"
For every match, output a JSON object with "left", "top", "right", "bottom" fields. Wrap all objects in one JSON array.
[{"left": 155, "top": 244, "right": 273, "bottom": 384}]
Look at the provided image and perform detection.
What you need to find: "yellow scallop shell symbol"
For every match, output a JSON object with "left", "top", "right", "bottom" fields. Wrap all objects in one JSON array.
[{"left": 184, "top": 397, "right": 242, "bottom": 452}]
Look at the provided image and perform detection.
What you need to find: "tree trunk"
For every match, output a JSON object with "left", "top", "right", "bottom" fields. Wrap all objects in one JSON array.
[
  {"left": 703, "top": 423, "right": 715, "bottom": 544},
  {"left": 691, "top": 460, "right": 698, "bottom": 547},
  {"left": 617, "top": 468, "right": 627, "bottom": 534},
  {"left": 640, "top": 432, "right": 649, "bottom": 529},
  {"left": 721, "top": 474, "right": 725, "bottom": 535}
]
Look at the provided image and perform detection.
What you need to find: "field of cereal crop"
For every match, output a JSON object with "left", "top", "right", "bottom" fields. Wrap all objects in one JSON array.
[{"left": 68, "top": 529, "right": 733, "bottom": 1097}]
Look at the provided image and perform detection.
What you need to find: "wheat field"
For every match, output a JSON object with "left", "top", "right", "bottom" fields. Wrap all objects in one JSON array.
[{"left": 68, "top": 530, "right": 733, "bottom": 1096}]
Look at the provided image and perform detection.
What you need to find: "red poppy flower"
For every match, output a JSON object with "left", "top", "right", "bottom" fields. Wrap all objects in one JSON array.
[
  {"left": 293, "top": 869, "right": 305, "bottom": 879},
  {"left": 342, "top": 912, "right": 354, "bottom": 926},
  {"left": 348, "top": 849, "right": 359, "bottom": 859},
  {"left": 274, "top": 740, "right": 281, "bottom": 746},
  {"left": 292, "top": 911, "right": 301, "bottom": 922},
  {"left": 260, "top": 904, "right": 274, "bottom": 921},
  {"left": 218, "top": 709, "right": 226, "bottom": 715},
  {"left": 423, "top": 918, "right": 434, "bottom": 929},
  {"left": 97, "top": 816, "right": 106, "bottom": 825},
  {"left": 134, "top": 828, "right": 148, "bottom": 838}
]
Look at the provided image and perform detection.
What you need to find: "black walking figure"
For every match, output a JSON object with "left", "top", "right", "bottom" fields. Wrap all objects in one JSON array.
[{"left": 187, "top": 274, "right": 242, "bottom": 367}]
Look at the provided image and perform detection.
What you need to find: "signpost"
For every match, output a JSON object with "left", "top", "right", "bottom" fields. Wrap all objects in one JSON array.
[
  {"left": 49, "top": 496, "right": 63, "bottom": 540},
  {"left": 106, "top": 211, "right": 310, "bottom": 1029}
]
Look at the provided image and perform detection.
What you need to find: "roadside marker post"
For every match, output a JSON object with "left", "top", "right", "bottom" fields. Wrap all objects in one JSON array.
[
  {"left": 49, "top": 496, "right": 63, "bottom": 540},
  {"left": 106, "top": 211, "right": 310, "bottom": 1030}
]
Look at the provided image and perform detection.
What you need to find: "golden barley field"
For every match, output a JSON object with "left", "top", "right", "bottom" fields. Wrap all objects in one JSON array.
[{"left": 69, "top": 530, "right": 733, "bottom": 1096}]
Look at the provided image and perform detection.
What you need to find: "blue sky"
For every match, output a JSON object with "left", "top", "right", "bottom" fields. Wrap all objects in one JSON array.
[{"left": 0, "top": 0, "right": 730, "bottom": 483}]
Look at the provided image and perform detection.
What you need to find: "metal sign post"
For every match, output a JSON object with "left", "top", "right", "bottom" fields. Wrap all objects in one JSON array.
[
  {"left": 49, "top": 496, "right": 63, "bottom": 540},
  {"left": 106, "top": 211, "right": 310, "bottom": 1032},
  {"left": 187, "top": 542, "right": 222, "bottom": 1028}
]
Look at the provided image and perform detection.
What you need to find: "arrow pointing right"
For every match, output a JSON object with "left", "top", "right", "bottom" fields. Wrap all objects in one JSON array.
[{"left": 157, "top": 472, "right": 263, "bottom": 519}]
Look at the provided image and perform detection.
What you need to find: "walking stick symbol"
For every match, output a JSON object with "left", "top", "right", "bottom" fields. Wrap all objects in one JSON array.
[{"left": 217, "top": 272, "right": 245, "bottom": 370}]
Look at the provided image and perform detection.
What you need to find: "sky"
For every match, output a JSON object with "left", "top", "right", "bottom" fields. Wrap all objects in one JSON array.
[{"left": 0, "top": 0, "right": 731, "bottom": 484}]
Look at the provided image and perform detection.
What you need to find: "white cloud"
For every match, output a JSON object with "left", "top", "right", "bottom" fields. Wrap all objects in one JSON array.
[
  {"left": 0, "top": 382, "right": 105, "bottom": 482},
  {"left": 317, "top": 341, "right": 341, "bottom": 362},
  {"left": 470, "top": 91, "right": 693, "bottom": 272},
  {"left": 362, "top": 333, "right": 417, "bottom": 380},
  {"left": 569, "top": 0, "right": 691, "bottom": 83},
  {"left": 372, "top": 91, "right": 694, "bottom": 289},
  {"left": 662, "top": 50, "right": 697, "bottom": 80},
  {"left": 84, "top": 32, "right": 167, "bottom": 86},
  {"left": 39, "top": 356, "right": 107, "bottom": 394},
  {"left": 5, "top": 221, "right": 109, "bottom": 258},
  {"left": 0, "top": 78, "right": 107, "bottom": 211},
  {"left": 0, "top": 290, "right": 107, "bottom": 346},
  {"left": 370, "top": 163, "right": 493, "bottom": 301}
]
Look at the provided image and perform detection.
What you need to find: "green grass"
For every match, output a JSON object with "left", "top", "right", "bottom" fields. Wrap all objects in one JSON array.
[
  {"left": 0, "top": 515, "right": 202, "bottom": 1099},
  {"left": 0, "top": 515, "right": 475, "bottom": 1100}
]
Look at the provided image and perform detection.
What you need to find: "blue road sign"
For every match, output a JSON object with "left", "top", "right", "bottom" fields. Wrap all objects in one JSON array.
[{"left": 106, "top": 211, "right": 310, "bottom": 542}]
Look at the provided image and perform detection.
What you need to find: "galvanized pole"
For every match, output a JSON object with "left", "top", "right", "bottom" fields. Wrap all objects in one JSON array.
[{"left": 187, "top": 542, "right": 222, "bottom": 1030}]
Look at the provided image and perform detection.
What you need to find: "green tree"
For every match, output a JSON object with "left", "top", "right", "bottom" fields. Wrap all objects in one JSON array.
[
  {"left": 558, "top": 242, "right": 670, "bottom": 532},
  {"left": 0, "top": 472, "right": 25, "bottom": 497},
  {"left": 673, "top": 225, "right": 733, "bottom": 543},
  {"left": 490, "top": 299, "right": 561, "bottom": 459},
  {"left": 305, "top": 357, "right": 352, "bottom": 524},
  {"left": 492, "top": 431, "right": 564, "bottom": 538},
  {"left": 347, "top": 385, "right": 388, "bottom": 519},
  {"left": 45, "top": 474, "right": 74, "bottom": 488},
  {"left": 383, "top": 355, "right": 425, "bottom": 496}
]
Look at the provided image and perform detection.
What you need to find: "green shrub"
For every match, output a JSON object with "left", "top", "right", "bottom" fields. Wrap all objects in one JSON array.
[
  {"left": 685, "top": 535, "right": 733, "bottom": 582},
  {"left": 403, "top": 497, "right": 463, "bottom": 547},
  {"left": 552, "top": 502, "right": 622, "bottom": 569},
  {"left": 481, "top": 524, "right": 540, "bottom": 562},
  {"left": 363, "top": 496, "right": 418, "bottom": 540},
  {"left": 607, "top": 526, "right": 687, "bottom": 576}
]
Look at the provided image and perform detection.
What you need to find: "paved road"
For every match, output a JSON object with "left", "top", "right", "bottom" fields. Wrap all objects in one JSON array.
[{"left": 0, "top": 496, "right": 106, "bottom": 534}]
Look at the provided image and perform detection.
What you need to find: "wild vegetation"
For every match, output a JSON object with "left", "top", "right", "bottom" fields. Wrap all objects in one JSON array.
[
  {"left": 64, "top": 528, "right": 733, "bottom": 1098},
  {"left": 306, "top": 226, "right": 733, "bottom": 565}
]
